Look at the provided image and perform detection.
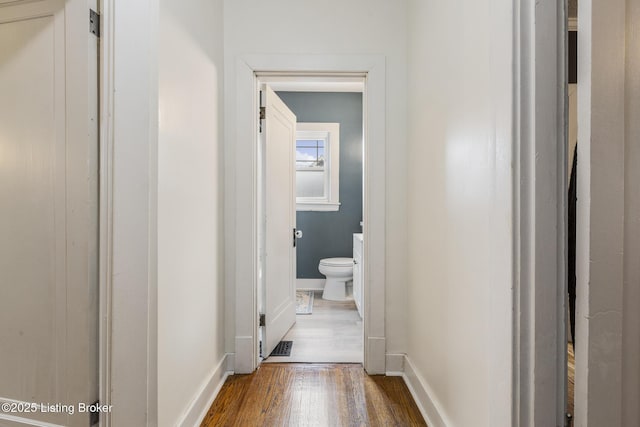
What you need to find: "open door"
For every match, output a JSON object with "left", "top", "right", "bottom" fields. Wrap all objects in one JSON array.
[
  {"left": 0, "top": 0, "right": 99, "bottom": 425},
  {"left": 260, "top": 86, "right": 297, "bottom": 359}
]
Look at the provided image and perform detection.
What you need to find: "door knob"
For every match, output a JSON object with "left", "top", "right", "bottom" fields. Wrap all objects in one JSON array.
[{"left": 295, "top": 229, "right": 303, "bottom": 239}]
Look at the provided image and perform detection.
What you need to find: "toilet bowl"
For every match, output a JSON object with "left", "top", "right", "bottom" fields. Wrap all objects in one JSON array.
[{"left": 319, "top": 257, "right": 353, "bottom": 301}]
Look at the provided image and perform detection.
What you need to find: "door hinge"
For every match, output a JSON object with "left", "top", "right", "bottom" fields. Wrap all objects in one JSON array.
[
  {"left": 259, "top": 313, "right": 266, "bottom": 327},
  {"left": 89, "top": 9, "right": 100, "bottom": 37},
  {"left": 259, "top": 106, "right": 266, "bottom": 133},
  {"left": 89, "top": 400, "right": 100, "bottom": 425},
  {"left": 258, "top": 90, "right": 265, "bottom": 133}
]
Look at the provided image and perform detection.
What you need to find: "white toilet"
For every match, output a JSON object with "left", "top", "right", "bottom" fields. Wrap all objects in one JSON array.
[{"left": 318, "top": 257, "right": 354, "bottom": 301}]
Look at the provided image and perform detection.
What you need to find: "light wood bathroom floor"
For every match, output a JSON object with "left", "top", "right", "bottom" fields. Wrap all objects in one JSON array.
[{"left": 263, "top": 290, "right": 363, "bottom": 363}]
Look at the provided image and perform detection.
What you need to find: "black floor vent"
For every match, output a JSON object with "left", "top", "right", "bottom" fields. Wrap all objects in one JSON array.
[{"left": 269, "top": 341, "right": 293, "bottom": 357}]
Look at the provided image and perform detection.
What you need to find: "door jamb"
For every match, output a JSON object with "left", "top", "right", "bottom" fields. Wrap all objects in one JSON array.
[
  {"left": 97, "top": 1, "right": 159, "bottom": 425},
  {"left": 231, "top": 55, "right": 387, "bottom": 374},
  {"left": 513, "top": 0, "right": 567, "bottom": 424},
  {"left": 98, "top": 1, "right": 113, "bottom": 424}
]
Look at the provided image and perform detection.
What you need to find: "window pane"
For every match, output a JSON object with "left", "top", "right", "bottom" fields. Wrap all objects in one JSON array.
[
  {"left": 296, "top": 139, "right": 321, "bottom": 148},
  {"left": 296, "top": 147, "right": 318, "bottom": 161},
  {"left": 295, "top": 123, "right": 339, "bottom": 209},
  {"left": 296, "top": 140, "right": 326, "bottom": 168},
  {"left": 296, "top": 170, "right": 324, "bottom": 197}
]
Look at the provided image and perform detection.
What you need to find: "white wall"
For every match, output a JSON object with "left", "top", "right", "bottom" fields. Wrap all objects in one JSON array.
[
  {"left": 576, "top": 0, "right": 640, "bottom": 424},
  {"left": 157, "top": 0, "right": 226, "bottom": 425},
  {"left": 405, "top": 0, "right": 513, "bottom": 425},
  {"left": 575, "top": 0, "right": 624, "bottom": 424},
  {"left": 223, "top": 0, "right": 408, "bottom": 360}
]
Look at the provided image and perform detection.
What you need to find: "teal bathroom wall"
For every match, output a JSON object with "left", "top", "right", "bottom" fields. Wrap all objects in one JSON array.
[{"left": 277, "top": 91, "right": 363, "bottom": 278}]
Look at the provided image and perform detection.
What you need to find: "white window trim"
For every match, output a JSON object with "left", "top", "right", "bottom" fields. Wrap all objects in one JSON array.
[{"left": 295, "top": 122, "right": 340, "bottom": 211}]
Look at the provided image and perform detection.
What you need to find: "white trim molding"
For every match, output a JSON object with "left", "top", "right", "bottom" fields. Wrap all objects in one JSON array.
[
  {"left": 574, "top": 0, "right": 628, "bottom": 424},
  {"left": 228, "top": 54, "right": 386, "bottom": 374},
  {"left": 385, "top": 353, "right": 405, "bottom": 376},
  {"left": 296, "top": 202, "right": 341, "bottom": 211},
  {"left": 295, "top": 122, "right": 340, "bottom": 211},
  {"left": 180, "top": 354, "right": 232, "bottom": 427},
  {"left": 98, "top": 1, "right": 114, "bottom": 425},
  {"left": 402, "top": 355, "right": 450, "bottom": 427},
  {"left": 513, "top": 0, "right": 567, "bottom": 424},
  {"left": 99, "top": 1, "right": 159, "bottom": 425},
  {"left": 296, "top": 278, "right": 325, "bottom": 291},
  {"left": 0, "top": 404, "right": 66, "bottom": 427}
]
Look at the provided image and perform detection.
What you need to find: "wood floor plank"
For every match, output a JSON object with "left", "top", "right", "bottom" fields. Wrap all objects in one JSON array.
[
  {"left": 201, "top": 364, "right": 427, "bottom": 427},
  {"left": 200, "top": 374, "right": 251, "bottom": 427},
  {"left": 568, "top": 343, "right": 575, "bottom": 418}
]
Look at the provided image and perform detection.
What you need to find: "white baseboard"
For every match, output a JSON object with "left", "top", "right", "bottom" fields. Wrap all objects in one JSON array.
[
  {"left": 234, "top": 336, "right": 254, "bottom": 374},
  {"left": 402, "top": 355, "right": 450, "bottom": 427},
  {"left": 366, "top": 337, "right": 386, "bottom": 374},
  {"left": 226, "top": 352, "right": 235, "bottom": 372},
  {"left": 0, "top": 398, "right": 64, "bottom": 427},
  {"left": 385, "top": 353, "right": 405, "bottom": 376},
  {"left": 296, "top": 278, "right": 325, "bottom": 290},
  {"left": 179, "top": 353, "right": 232, "bottom": 427}
]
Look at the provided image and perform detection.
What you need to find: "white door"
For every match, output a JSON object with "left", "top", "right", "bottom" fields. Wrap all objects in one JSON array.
[
  {"left": 0, "top": 0, "right": 99, "bottom": 426},
  {"left": 260, "top": 86, "right": 297, "bottom": 359}
]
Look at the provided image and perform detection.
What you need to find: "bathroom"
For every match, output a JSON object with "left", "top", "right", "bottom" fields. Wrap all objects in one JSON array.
[{"left": 263, "top": 89, "right": 364, "bottom": 363}]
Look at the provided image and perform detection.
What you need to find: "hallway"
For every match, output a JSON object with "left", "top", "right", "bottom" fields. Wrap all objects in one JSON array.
[
  {"left": 200, "top": 364, "right": 426, "bottom": 426},
  {"left": 4, "top": 0, "right": 625, "bottom": 425}
]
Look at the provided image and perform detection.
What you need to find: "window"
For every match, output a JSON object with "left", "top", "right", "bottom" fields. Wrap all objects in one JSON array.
[{"left": 295, "top": 123, "right": 340, "bottom": 211}]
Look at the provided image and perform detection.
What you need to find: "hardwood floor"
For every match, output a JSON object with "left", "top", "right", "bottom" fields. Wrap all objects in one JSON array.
[
  {"left": 263, "top": 290, "right": 363, "bottom": 363},
  {"left": 200, "top": 364, "right": 427, "bottom": 427},
  {"left": 568, "top": 342, "right": 575, "bottom": 418}
]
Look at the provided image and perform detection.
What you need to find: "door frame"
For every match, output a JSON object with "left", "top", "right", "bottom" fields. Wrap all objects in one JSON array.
[
  {"left": 98, "top": 1, "right": 159, "bottom": 425},
  {"left": 512, "top": 0, "right": 567, "bottom": 424},
  {"left": 98, "top": 2, "right": 113, "bottom": 424},
  {"left": 256, "top": 76, "right": 365, "bottom": 362},
  {"left": 574, "top": 0, "right": 633, "bottom": 423},
  {"left": 231, "top": 55, "right": 386, "bottom": 374}
]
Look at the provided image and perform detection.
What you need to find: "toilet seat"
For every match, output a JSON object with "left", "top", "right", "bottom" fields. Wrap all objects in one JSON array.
[{"left": 319, "top": 257, "right": 353, "bottom": 267}]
